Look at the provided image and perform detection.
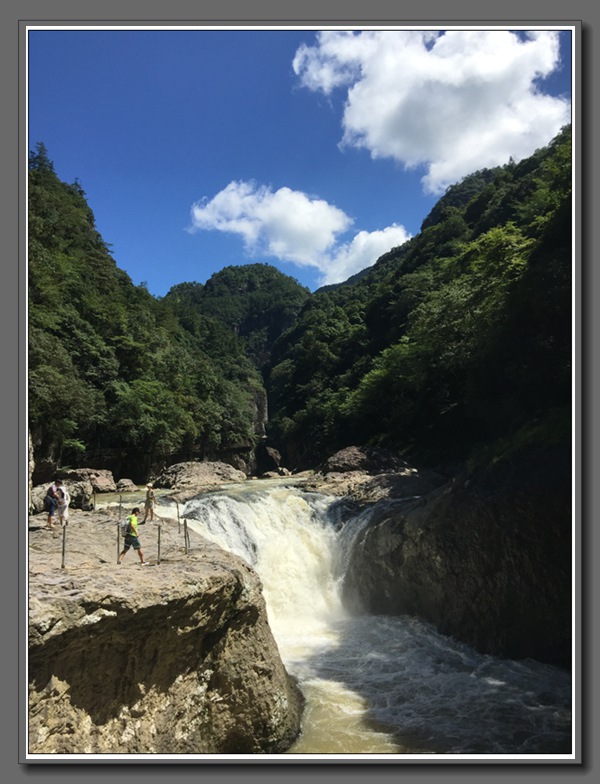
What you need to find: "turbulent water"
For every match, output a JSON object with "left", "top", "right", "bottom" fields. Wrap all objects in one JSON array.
[{"left": 180, "top": 481, "right": 573, "bottom": 759}]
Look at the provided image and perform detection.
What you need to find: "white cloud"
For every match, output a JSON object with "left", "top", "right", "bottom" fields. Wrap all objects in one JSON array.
[
  {"left": 189, "top": 181, "right": 410, "bottom": 286},
  {"left": 318, "top": 224, "right": 411, "bottom": 286},
  {"left": 190, "top": 181, "right": 351, "bottom": 267},
  {"left": 293, "top": 30, "right": 571, "bottom": 194}
]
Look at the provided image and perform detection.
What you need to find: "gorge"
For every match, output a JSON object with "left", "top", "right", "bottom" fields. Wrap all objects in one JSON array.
[{"left": 27, "top": 125, "right": 574, "bottom": 758}]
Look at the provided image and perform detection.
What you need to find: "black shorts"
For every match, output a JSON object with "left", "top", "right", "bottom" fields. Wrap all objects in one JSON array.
[{"left": 123, "top": 534, "right": 141, "bottom": 551}]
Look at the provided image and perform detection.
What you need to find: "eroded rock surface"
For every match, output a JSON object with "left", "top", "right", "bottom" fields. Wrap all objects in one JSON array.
[
  {"left": 153, "top": 461, "right": 247, "bottom": 503},
  {"left": 28, "top": 509, "right": 303, "bottom": 755},
  {"left": 58, "top": 468, "right": 118, "bottom": 493},
  {"left": 305, "top": 446, "right": 447, "bottom": 503},
  {"left": 30, "top": 469, "right": 122, "bottom": 514},
  {"left": 342, "top": 447, "right": 572, "bottom": 668}
]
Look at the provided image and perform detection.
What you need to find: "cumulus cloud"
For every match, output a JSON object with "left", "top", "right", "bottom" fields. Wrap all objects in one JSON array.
[
  {"left": 293, "top": 30, "right": 571, "bottom": 193},
  {"left": 189, "top": 181, "right": 410, "bottom": 286},
  {"left": 319, "top": 224, "right": 411, "bottom": 286},
  {"left": 190, "top": 181, "right": 352, "bottom": 267}
]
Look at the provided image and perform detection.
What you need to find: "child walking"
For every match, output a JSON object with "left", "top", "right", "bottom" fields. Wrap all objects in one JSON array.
[{"left": 118, "top": 507, "right": 148, "bottom": 565}]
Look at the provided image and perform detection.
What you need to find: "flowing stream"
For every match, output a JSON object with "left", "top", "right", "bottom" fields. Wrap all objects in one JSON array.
[{"left": 179, "top": 480, "right": 573, "bottom": 759}]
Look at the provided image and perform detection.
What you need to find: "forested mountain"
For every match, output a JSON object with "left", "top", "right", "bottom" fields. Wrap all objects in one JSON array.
[
  {"left": 28, "top": 145, "right": 280, "bottom": 480},
  {"left": 28, "top": 126, "right": 572, "bottom": 480},
  {"left": 163, "top": 265, "right": 310, "bottom": 370},
  {"left": 267, "top": 125, "right": 572, "bottom": 468}
]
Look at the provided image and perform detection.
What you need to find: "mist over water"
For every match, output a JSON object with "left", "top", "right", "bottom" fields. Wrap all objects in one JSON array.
[{"left": 183, "top": 482, "right": 572, "bottom": 758}]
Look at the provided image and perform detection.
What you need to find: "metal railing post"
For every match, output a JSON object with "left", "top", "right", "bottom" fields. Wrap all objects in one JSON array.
[{"left": 183, "top": 518, "right": 190, "bottom": 554}]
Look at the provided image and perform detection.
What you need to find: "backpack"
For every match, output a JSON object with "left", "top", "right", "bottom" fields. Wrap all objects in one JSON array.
[{"left": 120, "top": 517, "right": 131, "bottom": 536}]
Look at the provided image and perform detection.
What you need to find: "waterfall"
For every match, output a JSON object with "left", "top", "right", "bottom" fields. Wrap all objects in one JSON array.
[
  {"left": 182, "top": 481, "right": 573, "bottom": 758},
  {"left": 184, "top": 484, "right": 349, "bottom": 658}
]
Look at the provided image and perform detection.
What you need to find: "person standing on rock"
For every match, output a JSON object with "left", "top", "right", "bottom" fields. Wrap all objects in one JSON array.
[
  {"left": 118, "top": 507, "right": 148, "bottom": 565},
  {"left": 142, "top": 483, "right": 155, "bottom": 523},
  {"left": 44, "top": 479, "right": 63, "bottom": 529},
  {"left": 56, "top": 484, "right": 71, "bottom": 527}
]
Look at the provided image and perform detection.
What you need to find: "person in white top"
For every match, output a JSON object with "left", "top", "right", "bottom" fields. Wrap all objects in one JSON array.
[{"left": 57, "top": 485, "right": 71, "bottom": 526}]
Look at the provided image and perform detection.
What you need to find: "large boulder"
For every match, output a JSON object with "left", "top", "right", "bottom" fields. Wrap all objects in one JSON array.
[
  {"left": 27, "top": 509, "right": 303, "bottom": 754},
  {"left": 342, "top": 447, "right": 572, "bottom": 668},
  {"left": 306, "top": 446, "right": 447, "bottom": 502},
  {"left": 116, "top": 478, "right": 138, "bottom": 493},
  {"left": 153, "top": 461, "right": 247, "bottom": 502},
  {"left": 30, "top": 479, "right": 95, "bottom": 514},
  {"left": 321, "top": 445, "right": 407, "bottom": 474},
  {"left": 57, "top": 468, "right": 118, "bottom": 493}
]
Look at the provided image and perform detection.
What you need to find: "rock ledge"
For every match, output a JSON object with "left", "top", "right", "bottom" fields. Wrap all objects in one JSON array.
[{"left": 28, "top": 509, "right": 303, "bottom": 755}]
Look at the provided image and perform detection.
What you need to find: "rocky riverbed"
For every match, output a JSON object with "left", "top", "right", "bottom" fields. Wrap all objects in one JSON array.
[{"left": 27, "top": 444, "right": 572, "bottom": 757}]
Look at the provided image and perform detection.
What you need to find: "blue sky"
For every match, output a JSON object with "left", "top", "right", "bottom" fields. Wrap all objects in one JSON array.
[{"left": 27, "top": 26, "right": 573, "bottom": 295}]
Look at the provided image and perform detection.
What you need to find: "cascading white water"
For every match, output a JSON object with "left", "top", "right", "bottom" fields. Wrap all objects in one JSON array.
[
  {"left": 182, "top": 480, "right": 573, "bottom": 758},
  {"left": 184, "top": 484, "right": 350, "bottom": 656}
]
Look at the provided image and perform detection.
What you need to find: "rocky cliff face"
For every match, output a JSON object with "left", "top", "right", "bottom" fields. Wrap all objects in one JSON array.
[
  {"left": 342, "top": 447, "right": 572, "bottom": 668},
  {"left": 28, "top": 510, "right": 303, "bottom": 755}
]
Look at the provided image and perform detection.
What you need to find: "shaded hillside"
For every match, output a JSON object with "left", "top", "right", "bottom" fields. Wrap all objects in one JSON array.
[
  {"left": 163, "top": 264, "right": 310, "bottom": 370},
  {"left": 28, "top": 144, "right": 265, "bottom": 481},
  {"left": 28, "top": 126, "right": 572, "bottom": 481},
  {"left": 267, "top": 126, "right": 572, "bottom": 470}
]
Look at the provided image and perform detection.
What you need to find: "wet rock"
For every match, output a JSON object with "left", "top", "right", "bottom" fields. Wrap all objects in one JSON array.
[
  {"left": 255, "top": 441, "right": 283, "bottom": 476},
  {"left": 351, "top": 469, "right": 448, "bottom": 503},
  {"left": 342, "top": 447, "right": 572, "bottom": 668},
  {"left": 304, "top": 464, "right": 446, "bottom": 504}
]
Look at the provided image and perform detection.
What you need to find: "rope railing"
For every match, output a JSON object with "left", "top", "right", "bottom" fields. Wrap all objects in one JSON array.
[{"left": 53, "top": 501, "right": 196, "bottom": 568}]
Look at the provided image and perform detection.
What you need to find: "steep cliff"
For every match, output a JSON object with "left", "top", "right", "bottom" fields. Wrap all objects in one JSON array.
[
  {"left": 28, "top": 510, "right": 303, "bottom": 755},
  {"left": 342, "top": 447, "right": 572, "bottom": 668}
]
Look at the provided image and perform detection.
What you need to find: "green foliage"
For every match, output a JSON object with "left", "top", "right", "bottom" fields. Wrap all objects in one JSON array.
[
  {"left": 104, "top": 379, "right": 198, "bottom": 455},
  {"left": 29, "top": 126, "right": 572, "bottom": 475},
  {"left": 165, "top": 264, "right": 310, "bottom": 369},
  {"left": 267, "top": 125, "right": 573, "bottom": 467},
  {"left": 28, "top": 146, "right": 266, "bottom": 470}
]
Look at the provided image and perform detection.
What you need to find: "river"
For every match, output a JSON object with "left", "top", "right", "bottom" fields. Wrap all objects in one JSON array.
[
  {"left": 96, "top": 480, "right": 572, "bottom": 759},
  {"left": 178, "top": 480, "right": 573, "bottom": 760}
]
